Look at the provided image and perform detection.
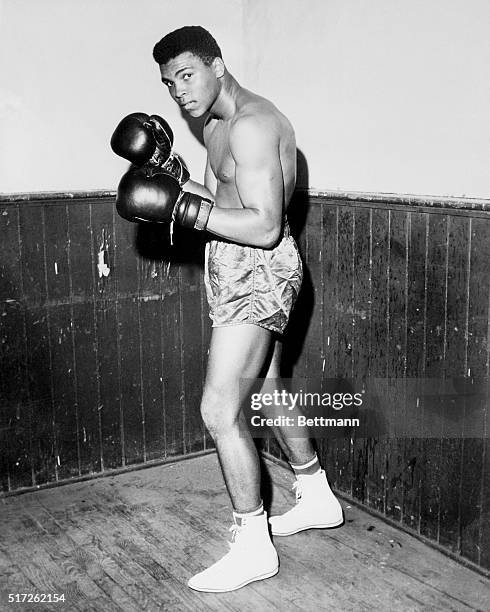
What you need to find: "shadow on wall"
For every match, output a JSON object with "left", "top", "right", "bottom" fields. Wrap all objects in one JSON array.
[
  {"left": 281, "top": 148, "right": 314, "bottom": 377},
  {"left": 135, "top": 222, "right": 206, "bottom": 268}
]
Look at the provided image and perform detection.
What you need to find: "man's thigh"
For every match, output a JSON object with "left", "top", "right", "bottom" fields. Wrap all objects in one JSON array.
[{"left": 204, "top": 324, "right": 275, "bottom": 410}]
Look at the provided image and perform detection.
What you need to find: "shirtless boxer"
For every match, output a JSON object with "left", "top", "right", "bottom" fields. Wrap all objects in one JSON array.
[{"left": 113, "top": 26, "right": 342, "bottom": 592}]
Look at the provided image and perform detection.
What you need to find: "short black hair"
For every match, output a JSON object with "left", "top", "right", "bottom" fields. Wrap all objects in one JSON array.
[{"left": 153, "top": 26, "right": 222, "bottom": 66}]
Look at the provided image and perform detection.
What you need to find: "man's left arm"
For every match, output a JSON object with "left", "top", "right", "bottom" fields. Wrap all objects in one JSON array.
[{"left": 205, "top": 116, "right": 284, "bottom": 248}]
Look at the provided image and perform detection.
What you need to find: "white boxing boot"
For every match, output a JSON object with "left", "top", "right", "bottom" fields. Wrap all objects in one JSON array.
[
  {"left": 187, "top": 512, "right": 279, "bottom": 592},
  {"left": 269, "top": 470, "right": 344, "bottom": 536}
]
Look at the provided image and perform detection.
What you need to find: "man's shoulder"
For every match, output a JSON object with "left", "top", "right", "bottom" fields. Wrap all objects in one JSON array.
[
  {"left": 234, "top": 90, "right": 292, "bottom": 135},
  {"left": 230, "top": 109, "right": 292, "bottom": 161},
  {"left": 231, "top": 100, "right": 278, "bottom": 136},
  {"left": 231, "top": 109, "right": 271, "bottom": 133},
  {"left": 228, "top": 114, "right": 283, "bottom": 164},
  {"left": 236, "top": 90, "right": 278, "bottom": 119}
]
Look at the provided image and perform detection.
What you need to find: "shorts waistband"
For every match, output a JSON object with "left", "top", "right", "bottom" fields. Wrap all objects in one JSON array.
[{"left": 207, "top": 217, "right": 291, "bottom": 245}]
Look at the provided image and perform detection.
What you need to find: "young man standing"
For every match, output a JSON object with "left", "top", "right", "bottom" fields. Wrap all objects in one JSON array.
[{"left": 115, "top": 25, "right": 343, "bottom": 593}]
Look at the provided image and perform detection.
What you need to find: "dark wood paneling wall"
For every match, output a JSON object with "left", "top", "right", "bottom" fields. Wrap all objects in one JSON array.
[
  {"left": 0, "top": 195, "right": 211, "bottom": 494},
  {"left": 1, "top": 191, "right": 489, "bottom": 571}
]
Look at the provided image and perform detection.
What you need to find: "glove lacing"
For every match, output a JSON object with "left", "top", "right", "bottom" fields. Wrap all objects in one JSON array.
[{"left": 169, "top": 191, "right": 186, "bottom": 246}]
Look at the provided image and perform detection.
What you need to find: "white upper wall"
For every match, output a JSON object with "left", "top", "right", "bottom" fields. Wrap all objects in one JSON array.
[
  {"left": 1, "top": 0, "right": 489, "bottom": 198},
  {"left": 0, "top": 0, "right": 243, "bottom": 192},
  {"left": 243, "top": 0, "right": 490, "bottom": 198}
]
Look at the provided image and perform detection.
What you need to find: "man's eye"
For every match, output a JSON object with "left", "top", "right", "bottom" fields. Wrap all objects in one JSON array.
[
  {"left": 164, "top": 81, "right": 173, "bottom": 88},
  {"left": 182, "top": 73, "right": 192, "bottom": 81}
]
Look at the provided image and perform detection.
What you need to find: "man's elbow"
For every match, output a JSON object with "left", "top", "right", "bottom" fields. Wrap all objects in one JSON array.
[
  {"left": 257, "top": 226, "right": 281, "bottom": 249},
  {"left": 248, "top": 207, "right": 281, "bottom": 247}
]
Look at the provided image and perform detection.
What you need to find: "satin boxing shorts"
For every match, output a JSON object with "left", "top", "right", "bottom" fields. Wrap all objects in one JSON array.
[{"left": 204, "top": 222, "right": 303, "bottom": 335}]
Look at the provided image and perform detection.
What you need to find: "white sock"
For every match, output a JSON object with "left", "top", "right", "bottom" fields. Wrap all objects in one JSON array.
[
  {"left": 290, "top": 454, "right": 321, "bottom": 477},
  {"left": 233, "top": 502, "right": 264, "bottom": 526}
]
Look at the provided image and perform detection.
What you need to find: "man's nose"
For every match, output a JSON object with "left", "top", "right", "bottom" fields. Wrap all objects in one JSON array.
[{"left": 174, "top": 82, "right": 186, "bottom": 100}]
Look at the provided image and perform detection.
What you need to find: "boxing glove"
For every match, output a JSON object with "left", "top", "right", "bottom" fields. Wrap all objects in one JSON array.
[
  {"left": 173, "top": 190, "right": 214, "bottom": 231},
  {"left": 111, "top": 113, "right": 189, "bottom": 185},
  {"left": 116, "top": 165, "right": 180, "bottom": 223},
  {"left": 147, "top": 114, "right": 190, "bottom": 185},
  {"left": 160, "top": 151, "right": 190, "bottom": 186},
  {"left": 116, "top": 166, "right": 213, "bottom": 230},
  {"left": 111, "top": 112, "right": 172, "bottom": 167}
]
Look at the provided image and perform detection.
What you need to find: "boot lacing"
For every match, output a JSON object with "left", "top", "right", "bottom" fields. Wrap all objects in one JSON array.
[
  {"left": 230, "top": 523, "right": 240, "bottom": 540},
  {"left": 292, "top": 480, "right": 303, "bottom": 503},
  {"left": 228, "top": 521, "right": 246, "bottom": 549}
]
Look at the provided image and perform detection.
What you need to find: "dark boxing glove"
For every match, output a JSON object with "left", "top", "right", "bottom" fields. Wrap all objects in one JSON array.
[
  {"left": 115, "top": 165, "right": 180, "bottom": 223},
  {"left": 147, "top": 114, "right": 190, "bottom": 185},
  {"left": 110, "top": 112, "right": 172, "bottom": 166},
  {"left": 116, "top": 166, "right": 213, "bottom": 230},
  {"left": 173, "top": 191, "right": 214, "bottom": 231},
  {"left": 160, "top": 151, "right": 190, "bottom": 186},
  {"left": 111, "top": 113, "right": 189, "bottom": 185}
]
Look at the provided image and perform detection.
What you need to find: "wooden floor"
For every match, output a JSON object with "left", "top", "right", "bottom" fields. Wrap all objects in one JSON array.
[{"left": 0, "top": 454, "right": 488, "bottom": 612}]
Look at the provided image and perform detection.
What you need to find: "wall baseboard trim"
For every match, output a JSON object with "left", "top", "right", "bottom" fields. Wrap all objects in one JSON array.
[
  {"left": 297, "top": 188, "right": 490, "bottom": 212},
  {"left": 0, "top": 449, "right": 216, "bottom": 499},
  {"left": 2, "top": 189, "right": 489, "bottom": 211},
  {"left": 0, "top": 190, "right": 116, "bottom": 203}
]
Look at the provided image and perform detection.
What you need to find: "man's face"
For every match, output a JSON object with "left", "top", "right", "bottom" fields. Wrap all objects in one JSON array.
[{"left": 159, "top": 52, "right": 221, "bottom": 117}]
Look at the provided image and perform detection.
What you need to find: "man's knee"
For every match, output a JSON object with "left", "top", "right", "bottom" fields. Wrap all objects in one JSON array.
[{"left": 200, "top": 384, "right": 239, "bottom": 438}]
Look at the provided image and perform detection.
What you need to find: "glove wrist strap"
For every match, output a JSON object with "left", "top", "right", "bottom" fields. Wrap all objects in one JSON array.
[{"left": 194, "top": 199, "right": 214, "bottom": 231}]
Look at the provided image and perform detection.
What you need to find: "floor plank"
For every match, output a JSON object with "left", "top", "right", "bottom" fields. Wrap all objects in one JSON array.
[{"left": 0, "top": 454, "right": 488, "bottom": 611}]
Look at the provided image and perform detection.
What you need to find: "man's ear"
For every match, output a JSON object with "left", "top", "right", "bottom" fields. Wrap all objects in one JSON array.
[{"left": 212, "top": 57, "right": 225, "bottom": 78}]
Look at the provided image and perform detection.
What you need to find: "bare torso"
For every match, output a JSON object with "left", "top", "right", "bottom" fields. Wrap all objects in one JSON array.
[{"left": 203, "top": 88, "right": 296, "bottom": 212}]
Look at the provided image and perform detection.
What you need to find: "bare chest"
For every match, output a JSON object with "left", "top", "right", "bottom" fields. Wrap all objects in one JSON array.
[{"left": 206, "top": 121, "right": 235, "bottom": 184}]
